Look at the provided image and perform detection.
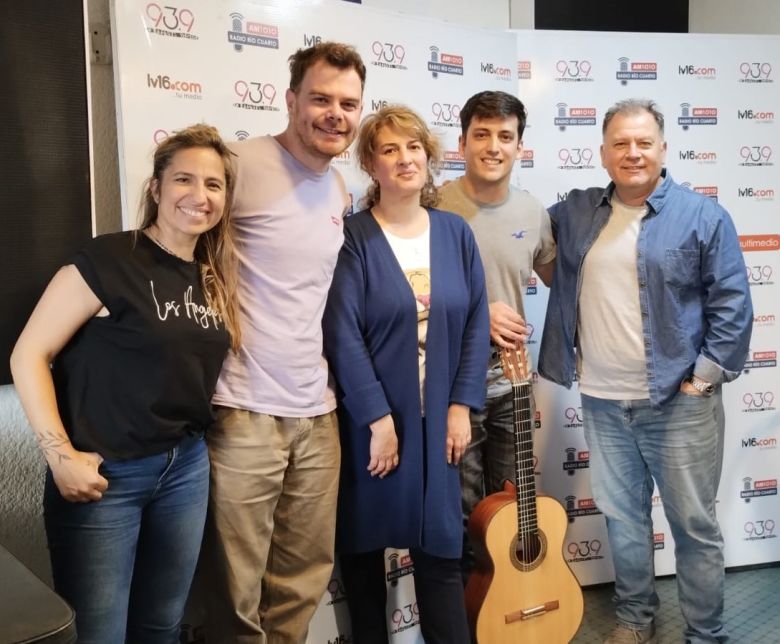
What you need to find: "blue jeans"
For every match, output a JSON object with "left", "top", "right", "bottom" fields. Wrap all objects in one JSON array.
[
  {"left": 581, "top": 391, "right": 727, "bottom": 644},
  {"left": 43, "top": 436, "right": 209, "bottom": 644}
]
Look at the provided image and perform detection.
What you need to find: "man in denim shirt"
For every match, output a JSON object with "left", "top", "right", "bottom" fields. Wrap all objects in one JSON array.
[{"left": 539, "top": 99, "right": 752, "bottom": 644}]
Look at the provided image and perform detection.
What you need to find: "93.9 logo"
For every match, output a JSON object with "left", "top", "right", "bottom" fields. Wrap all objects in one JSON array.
[
  {"left": 233, "top": 81, "right": 278, "bottom": 111},
  {"left": 391, "top": 603, "right": 419, "bottom": 630},
  {"left": 740, "top": 62, "right": 772, "bottom": 82},
  {"left": 371, "top": 41, "right": 407, "bottom": 69},
  {"left": 431, "top": 102, "right": 461, "bottom": 126},
  {"left": 556, "top": 59, "right": 592, "bottom": 81},
  {"left": 558, "top": 147, "right": 594, "bottom": 168},
  {"left": 745, "top": 264, "right": 773, "bottom": 284},
  {"left": 739, "top": 145, "right": 773, "bottom": 165},
  {"left": 145, "top": 3, "right": 195, "bottom": 33},
  {"left": 743, "top": 392, "right": 775, "bottom": 409},
  {"left": 744, "top": 519, "right": 776, "bottom": 538},
  {"left": 567, "top": 539, "right": 602, "bottom": 559}
]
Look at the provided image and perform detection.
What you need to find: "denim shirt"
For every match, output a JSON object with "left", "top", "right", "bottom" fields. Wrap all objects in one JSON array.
[{"left": 538, "top": 171, "right": 753, "bottom": 408}]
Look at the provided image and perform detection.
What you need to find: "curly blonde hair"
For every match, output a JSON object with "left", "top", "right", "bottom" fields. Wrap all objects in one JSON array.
[{"left": 355, "top": 105, "right": 442, "bottom": 209}]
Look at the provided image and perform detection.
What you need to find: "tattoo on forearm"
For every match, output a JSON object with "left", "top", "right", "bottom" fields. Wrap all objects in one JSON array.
[{"left": 36, "top": 431, "right": 72, "bottom": 463}]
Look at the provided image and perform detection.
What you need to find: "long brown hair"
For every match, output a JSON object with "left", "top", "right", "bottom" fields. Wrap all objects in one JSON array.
[{"left": 138, "top": 124, "right": 241, "bottom": 351}]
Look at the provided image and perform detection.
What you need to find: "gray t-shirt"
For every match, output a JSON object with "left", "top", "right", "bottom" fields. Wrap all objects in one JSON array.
[
  {"left": 577, "top": 197, "right": 649, "bottom": 399},
  {"left": 438, "top": 178, "right": 556, "bottom": 395}
]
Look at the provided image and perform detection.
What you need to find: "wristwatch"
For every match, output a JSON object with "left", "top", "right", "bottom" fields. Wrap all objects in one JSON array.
[{"left": 688, "top": 375, "right": 715, "bottom": 396}]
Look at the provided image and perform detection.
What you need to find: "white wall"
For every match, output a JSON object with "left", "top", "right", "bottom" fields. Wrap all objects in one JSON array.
[
  {"left": 690, "top": 0, "right": 780, "bottom": 33},
  {"left": 89, "top": 0, "right": 122, "bottom": 235},
  {"left": 364, "top": 0, "right": 509, "bottom": 28},
  {"left": 363, "top": 0, "right": 533, "bottom": 28},
  {"left": 2, "top": 0, "right": 778, "bottom": 583}
]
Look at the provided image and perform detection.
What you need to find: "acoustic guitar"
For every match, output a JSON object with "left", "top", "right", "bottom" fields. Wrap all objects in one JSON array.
[{"left": 464, "top": 346, "right": 584, "bottom": 643}]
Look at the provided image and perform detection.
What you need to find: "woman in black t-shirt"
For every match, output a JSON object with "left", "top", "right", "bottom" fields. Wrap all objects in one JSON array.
[{"left": 11, "top": 124, "right": 241, "bottom": 644}]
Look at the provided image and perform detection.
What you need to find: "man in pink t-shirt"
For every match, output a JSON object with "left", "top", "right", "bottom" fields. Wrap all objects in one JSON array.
[{"left": 202, "top": 42, "right": 365, "bottom": 643}]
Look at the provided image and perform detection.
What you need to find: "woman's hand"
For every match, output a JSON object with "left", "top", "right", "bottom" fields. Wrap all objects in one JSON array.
[
  {"left": 48, "top": 446, "right": 108, "bottom": 503},
  {"left": 368, "top": 414, "right": 399, "bottom": 478},
  {"left": 446, "top": 403, "right": 471, "bottom": 465},
  {"left": 9, "top": 265, "right": 107, "bottom": 503}
]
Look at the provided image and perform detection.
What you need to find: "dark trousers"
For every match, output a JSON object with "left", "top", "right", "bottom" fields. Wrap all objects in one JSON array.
[{"left": 340, "top": 548, "right": 470, "bottom": 644}]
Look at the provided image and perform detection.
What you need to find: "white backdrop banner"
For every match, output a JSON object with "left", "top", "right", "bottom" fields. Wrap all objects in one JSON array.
[
  {"left": 111, "top": 2, "right": 779, "bottom": 641},
  {"left": 112, "top": 2, "right": 515, "bottom": 642},
  {"left": 112, "top": 0, "right": 516, "bottom": 228},
  {"left": 512, "top": 29, "right": 780, "bottom": 588}
]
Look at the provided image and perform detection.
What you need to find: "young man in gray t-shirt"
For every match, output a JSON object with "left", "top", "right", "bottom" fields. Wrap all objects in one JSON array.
[{"left": 437, "top": 90, "right": 555, "bottom": 576}]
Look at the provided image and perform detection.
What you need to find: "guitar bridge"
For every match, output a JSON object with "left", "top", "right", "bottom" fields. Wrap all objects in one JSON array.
[{"left": 505, "top": 600, "right": 560, "bottom": 623}]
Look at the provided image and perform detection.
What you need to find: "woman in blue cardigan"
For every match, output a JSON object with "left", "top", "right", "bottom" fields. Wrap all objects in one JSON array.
[{"left": 323, "top": 105, "right": 489, "bottom": 643}]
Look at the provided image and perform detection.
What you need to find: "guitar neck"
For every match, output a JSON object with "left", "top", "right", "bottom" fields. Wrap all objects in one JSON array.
[{"left": 512, "top": 381, "right": 537, "bottom": 536}]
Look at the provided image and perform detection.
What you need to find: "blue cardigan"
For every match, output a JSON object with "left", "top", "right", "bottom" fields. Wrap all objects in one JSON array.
[{"left": 323, "top": 208, "right": 489, "bottom": 558}]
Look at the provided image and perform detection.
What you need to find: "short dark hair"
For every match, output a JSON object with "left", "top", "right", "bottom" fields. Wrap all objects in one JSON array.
[
  {"left": 459, "top": 91, "right": 527, "bottom": 139},
  {"left": 288, "top": 41, "right": 366, "bottom": 93},
  {"left": 602, "top": 99, "right": 665, "bottom": 137}
]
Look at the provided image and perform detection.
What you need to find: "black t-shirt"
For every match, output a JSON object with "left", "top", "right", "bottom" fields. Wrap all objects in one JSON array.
[{"left": 53, "top": 232, "right": 230, "bottom": 459}]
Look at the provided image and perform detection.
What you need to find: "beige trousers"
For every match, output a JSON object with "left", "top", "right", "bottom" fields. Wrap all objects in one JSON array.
[{"left": 201, "top": 408, "right": 340, "bottom": 644}]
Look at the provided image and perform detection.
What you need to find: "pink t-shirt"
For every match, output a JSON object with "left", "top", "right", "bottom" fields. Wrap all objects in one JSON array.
[{"left": 213, "top": 135, "right": 349, "bottom": 416}]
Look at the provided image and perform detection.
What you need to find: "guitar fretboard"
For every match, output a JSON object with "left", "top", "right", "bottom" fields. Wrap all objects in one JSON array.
[{"left": 512, "top": 381, "right": 537, "bottom": 539}]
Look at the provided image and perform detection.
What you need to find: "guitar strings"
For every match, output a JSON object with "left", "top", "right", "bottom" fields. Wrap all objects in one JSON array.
[{"left": 513, "top": 379, "right": 538, "bottom": 563}]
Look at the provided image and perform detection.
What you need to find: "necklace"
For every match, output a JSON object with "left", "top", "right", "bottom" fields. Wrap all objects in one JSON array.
[{"left": 146, "top": 231, "right": 196, "bottom": 263}]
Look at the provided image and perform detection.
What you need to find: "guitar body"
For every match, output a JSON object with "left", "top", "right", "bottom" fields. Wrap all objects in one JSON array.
[{"left": 465, "top": 482, "right": 584, "bottom": 643}]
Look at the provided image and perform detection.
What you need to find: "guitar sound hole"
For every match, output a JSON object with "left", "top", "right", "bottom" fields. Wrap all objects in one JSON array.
[
  {"left": 516, "top": 534, "right": 541, "bottom": 563},
  {"left": 511, "top": 530, "right": 547, "bottom": 571}
]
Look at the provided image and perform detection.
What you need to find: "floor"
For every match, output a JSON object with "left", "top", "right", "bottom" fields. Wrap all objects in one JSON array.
[{"left": 573, "top": 565, "right": 780, "bottom": 643}]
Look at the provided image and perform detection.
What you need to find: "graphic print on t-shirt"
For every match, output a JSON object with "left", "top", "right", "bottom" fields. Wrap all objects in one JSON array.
[
  {"left": 405, "top": 267, "right": 430, "bottom": 355},
  {"left": 407, "top": 269, "right": 431, "bottom": 319},
  {"left": 149, "top": 281, "right": 223, "bottom": 330}
]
